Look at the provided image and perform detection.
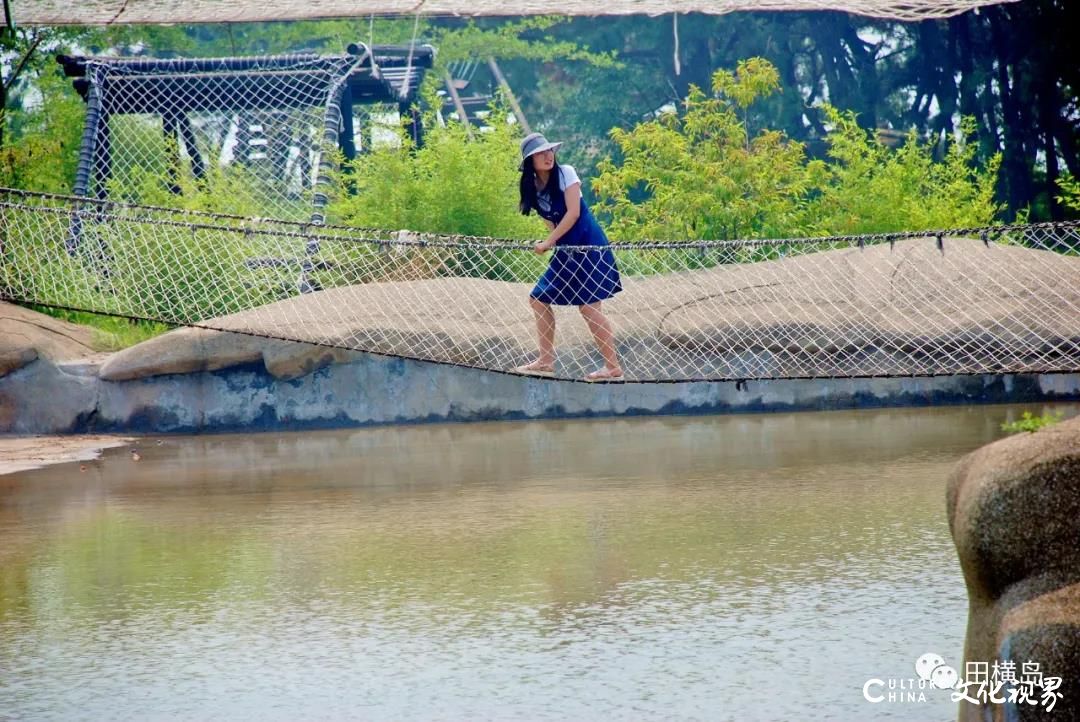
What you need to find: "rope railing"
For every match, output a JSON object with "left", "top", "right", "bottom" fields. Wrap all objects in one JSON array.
[
  {"left": 3, "top": 187, "right": 1079, "bottom": 383},
  {"left": 2, "top": 186, "right": 1065, "bottom": 252}
]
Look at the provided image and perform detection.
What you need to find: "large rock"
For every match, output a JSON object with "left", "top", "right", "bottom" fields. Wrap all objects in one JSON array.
[
  {"left": 171, "top": 236, "right": 1080, "bottom": 380},
  {"left": 99, "top": 327, "right": 267, "bottom": 381},
  {"left": 947, "top": 415, "right": 1080, "bottom": 721},
  {"left": 98, "top": 326, "right": 365, "bottom": 381},
  {"left": 261, "top": 343, "right": 363, "bottom": 380},
  {"left": 0, "top": 347, "right": 37, "bottom": 376},
  {"left": 0, "top": 301, "right": 99, "bottom": 377}
]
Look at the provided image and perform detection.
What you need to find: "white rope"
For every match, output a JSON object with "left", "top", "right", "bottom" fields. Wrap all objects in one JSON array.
[
  {"left": 14, "top": 0, "right": 1020, "bottom": 26},
  {"left": 673, "top": 13, "right": 681, "bottom": 77},
  {"left": 401, "top": 10, "right": 422, "bottom": 102}
]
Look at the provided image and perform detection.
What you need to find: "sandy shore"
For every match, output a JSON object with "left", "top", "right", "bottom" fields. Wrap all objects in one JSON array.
[{"left": 0, "top": 435, "right": 134, "bottom": 476}]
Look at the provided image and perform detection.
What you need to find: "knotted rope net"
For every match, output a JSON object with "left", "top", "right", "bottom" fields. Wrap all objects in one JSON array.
[
  {"left": 3, "top": 188, "right": 1080, "bottom": 383},
  {"left": 61, "top": 53, "right": 376, "bottom": 225},
  {"left": 15, "top": 0, "right": 1019, "bottom": 25}
]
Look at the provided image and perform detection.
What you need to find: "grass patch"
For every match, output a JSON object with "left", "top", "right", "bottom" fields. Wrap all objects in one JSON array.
[{"left": 23, "top": 304, "right": 173, "bottom": 351}]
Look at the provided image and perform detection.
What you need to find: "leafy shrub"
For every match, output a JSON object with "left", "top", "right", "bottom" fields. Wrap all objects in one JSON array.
[
  {"left": 593, "top": 58, "right": 811, "bottom": 243},
  {"left": 326, "top": 115, "right": 550, "bottom": 283},
  {"left": 328, "top": 118, "right": 543, "bottom": 241},
  {"left": 592, "top": 57, "right": 1002, "bottom": 244},
  {"left": 1056, "top": 173, "right": 1080, "bottom": 213},
  {"left": 803, "top": 109, "right": 1001, "bottom": 235},
  {"left": 1000, "top": 410, "right": 1065, "bottom": 434},
  {"left": 0, "top": 72, "right": 86, "bottom": 194}
]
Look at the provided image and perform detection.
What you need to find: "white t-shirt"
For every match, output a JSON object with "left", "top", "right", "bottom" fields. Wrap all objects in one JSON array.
[{"left": 536, "top": 165, "right": 581, "bottom": 215}]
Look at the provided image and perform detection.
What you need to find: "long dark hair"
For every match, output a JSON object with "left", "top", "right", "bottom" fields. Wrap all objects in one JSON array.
[{"left": 519, "top": 156, "right": 561, "bottom": 216}]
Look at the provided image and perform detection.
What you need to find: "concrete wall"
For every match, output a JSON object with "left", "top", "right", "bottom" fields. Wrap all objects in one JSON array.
[{"left": 4, "top": 353, "right": 1080, "bottom": 434}]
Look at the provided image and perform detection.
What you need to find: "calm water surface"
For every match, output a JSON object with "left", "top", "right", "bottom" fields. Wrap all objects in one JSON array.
[{"left": 1, "top": 403, "right": 1074, "bottom": 721}]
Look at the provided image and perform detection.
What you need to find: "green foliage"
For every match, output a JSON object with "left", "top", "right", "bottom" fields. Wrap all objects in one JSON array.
[
  {"left": 103, "top": 225, "right": 282, "bottom": 323},
  {"left": 89, "top": 317, "right": 173, "bottom": 351},
  {"left": 803, "top": 109, "right": 1002, "bottom": 234},
  {"left": 431, "top": 18, "right": 617, "bottom": 67},
  {"left": 524, "top": 15, "right": 803, "bottom": 183},
  {"left": 711, "top": 57, "right": 780, "bottom": 111},
  {"left": 0, "top": 206, "right": 293, "bottom": 328},
  {"left": 328, "top": 118, "right": 542, "bottom": 239},
  {"left": 593, "top": 58, "right": 1001, "bottom": 243},
  {"left": 1000, "top": 410, "right": 1065, "bottom": 434},
  {"left": 592, "top": 58, "right": 812, "bottom": 242},
  {"left": 1056, "top": 174, "right": 1080, "bottom": 213},
  {"left": 0, "top": 70, "right": 86, "bottom": 193},
  {"left": 1, "top": 27, "right": 109, "bottom": 190},
  {"left": 327, "top": 118, "right": 549, "bottom": 283}
]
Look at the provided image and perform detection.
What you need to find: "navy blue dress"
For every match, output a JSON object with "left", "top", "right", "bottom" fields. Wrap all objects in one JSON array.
[{"left": 530, "top": 167, "right": 623, "bottom": 306}]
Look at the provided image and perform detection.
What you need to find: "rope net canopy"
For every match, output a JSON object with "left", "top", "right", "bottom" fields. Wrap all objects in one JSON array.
[
  {"left": 58, "top": 48, "right": 433, "bottom": 225},
  {"left": 14, "top": 0, "right": 1019, "bottom": 24},
  {"left": 3, "top": 188, "right": 1080, "bottom": 384}
]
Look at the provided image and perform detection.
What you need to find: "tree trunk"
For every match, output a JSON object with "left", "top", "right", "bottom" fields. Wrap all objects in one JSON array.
[
  {"left": 988, "top": 6, "right": 1034, "bottom": 217},
  {"left": 1038, "top": 77, "right": 1063, "bottom": 221}
]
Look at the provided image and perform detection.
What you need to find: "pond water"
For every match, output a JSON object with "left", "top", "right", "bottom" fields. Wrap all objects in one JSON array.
[{"left": 1, "top": 403, "right": 1073, "bottom": 721}]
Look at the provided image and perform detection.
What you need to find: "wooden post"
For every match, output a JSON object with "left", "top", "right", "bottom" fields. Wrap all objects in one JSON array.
[
  {"left": 443, "top": 69, "right": 474, "bottom": 140},
  {"left": 487, "top": 57, "right": 531, "bottom": 135}
]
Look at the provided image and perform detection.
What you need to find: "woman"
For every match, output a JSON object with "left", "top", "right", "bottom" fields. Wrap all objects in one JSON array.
[{"left": 512, "top": 132, "right": 624, "bottom": 381}]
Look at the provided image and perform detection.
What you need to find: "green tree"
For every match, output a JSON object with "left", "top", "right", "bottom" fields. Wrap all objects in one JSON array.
[
  {"left": 592, "top": 58, "right": 813, "bottom": 242},
  {"left": 0, "top": 70, "right": 85, "bottom": 193},
  {"left": 420, "top": 17, "right": 617, "bottom": 180},
  {"left": 592, "top": 58, "right": 1001, "bottom": 243},
  {"left": 328, "top": 118, "right": 539, "bottom": 240},
  {"left": 803, "top": 108, "right": 1001, "bottom": 234},
  {"left": 1056, "top": 173, "right": 1080, "bottom": 213},
  {"left": 2, "top": 27, "right": 97, "bottom": 192}
]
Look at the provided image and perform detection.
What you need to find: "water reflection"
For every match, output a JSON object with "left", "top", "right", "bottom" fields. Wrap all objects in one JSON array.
[{"left": 1, "top": 403, "right": 1074, "bottom": 721}]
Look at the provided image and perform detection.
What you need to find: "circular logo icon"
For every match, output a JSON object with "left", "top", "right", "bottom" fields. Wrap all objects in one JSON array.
[
  {"left": 931, "top": 665, "right": 959, "bottom": 690},
  {"left": 915, "top": 653, "right": 946, "bottom": 682}
]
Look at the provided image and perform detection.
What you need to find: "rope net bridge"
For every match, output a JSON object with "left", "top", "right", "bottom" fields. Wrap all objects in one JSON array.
[{"left": 3, "top": 188, "right": 1080, "bottom": 383}]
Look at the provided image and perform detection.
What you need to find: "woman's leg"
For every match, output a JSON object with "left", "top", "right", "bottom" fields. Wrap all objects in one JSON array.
[
  {"left": 527, "top": 296, "right": 556, "bottom": 369},
  {"left": 579, "top": 302, "right": 622, "bottom": 376}
]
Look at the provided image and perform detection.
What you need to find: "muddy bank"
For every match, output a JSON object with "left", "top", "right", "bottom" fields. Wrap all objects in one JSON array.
[{"left": 0, "top": 434, "right": 133, "bottom": 476}]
